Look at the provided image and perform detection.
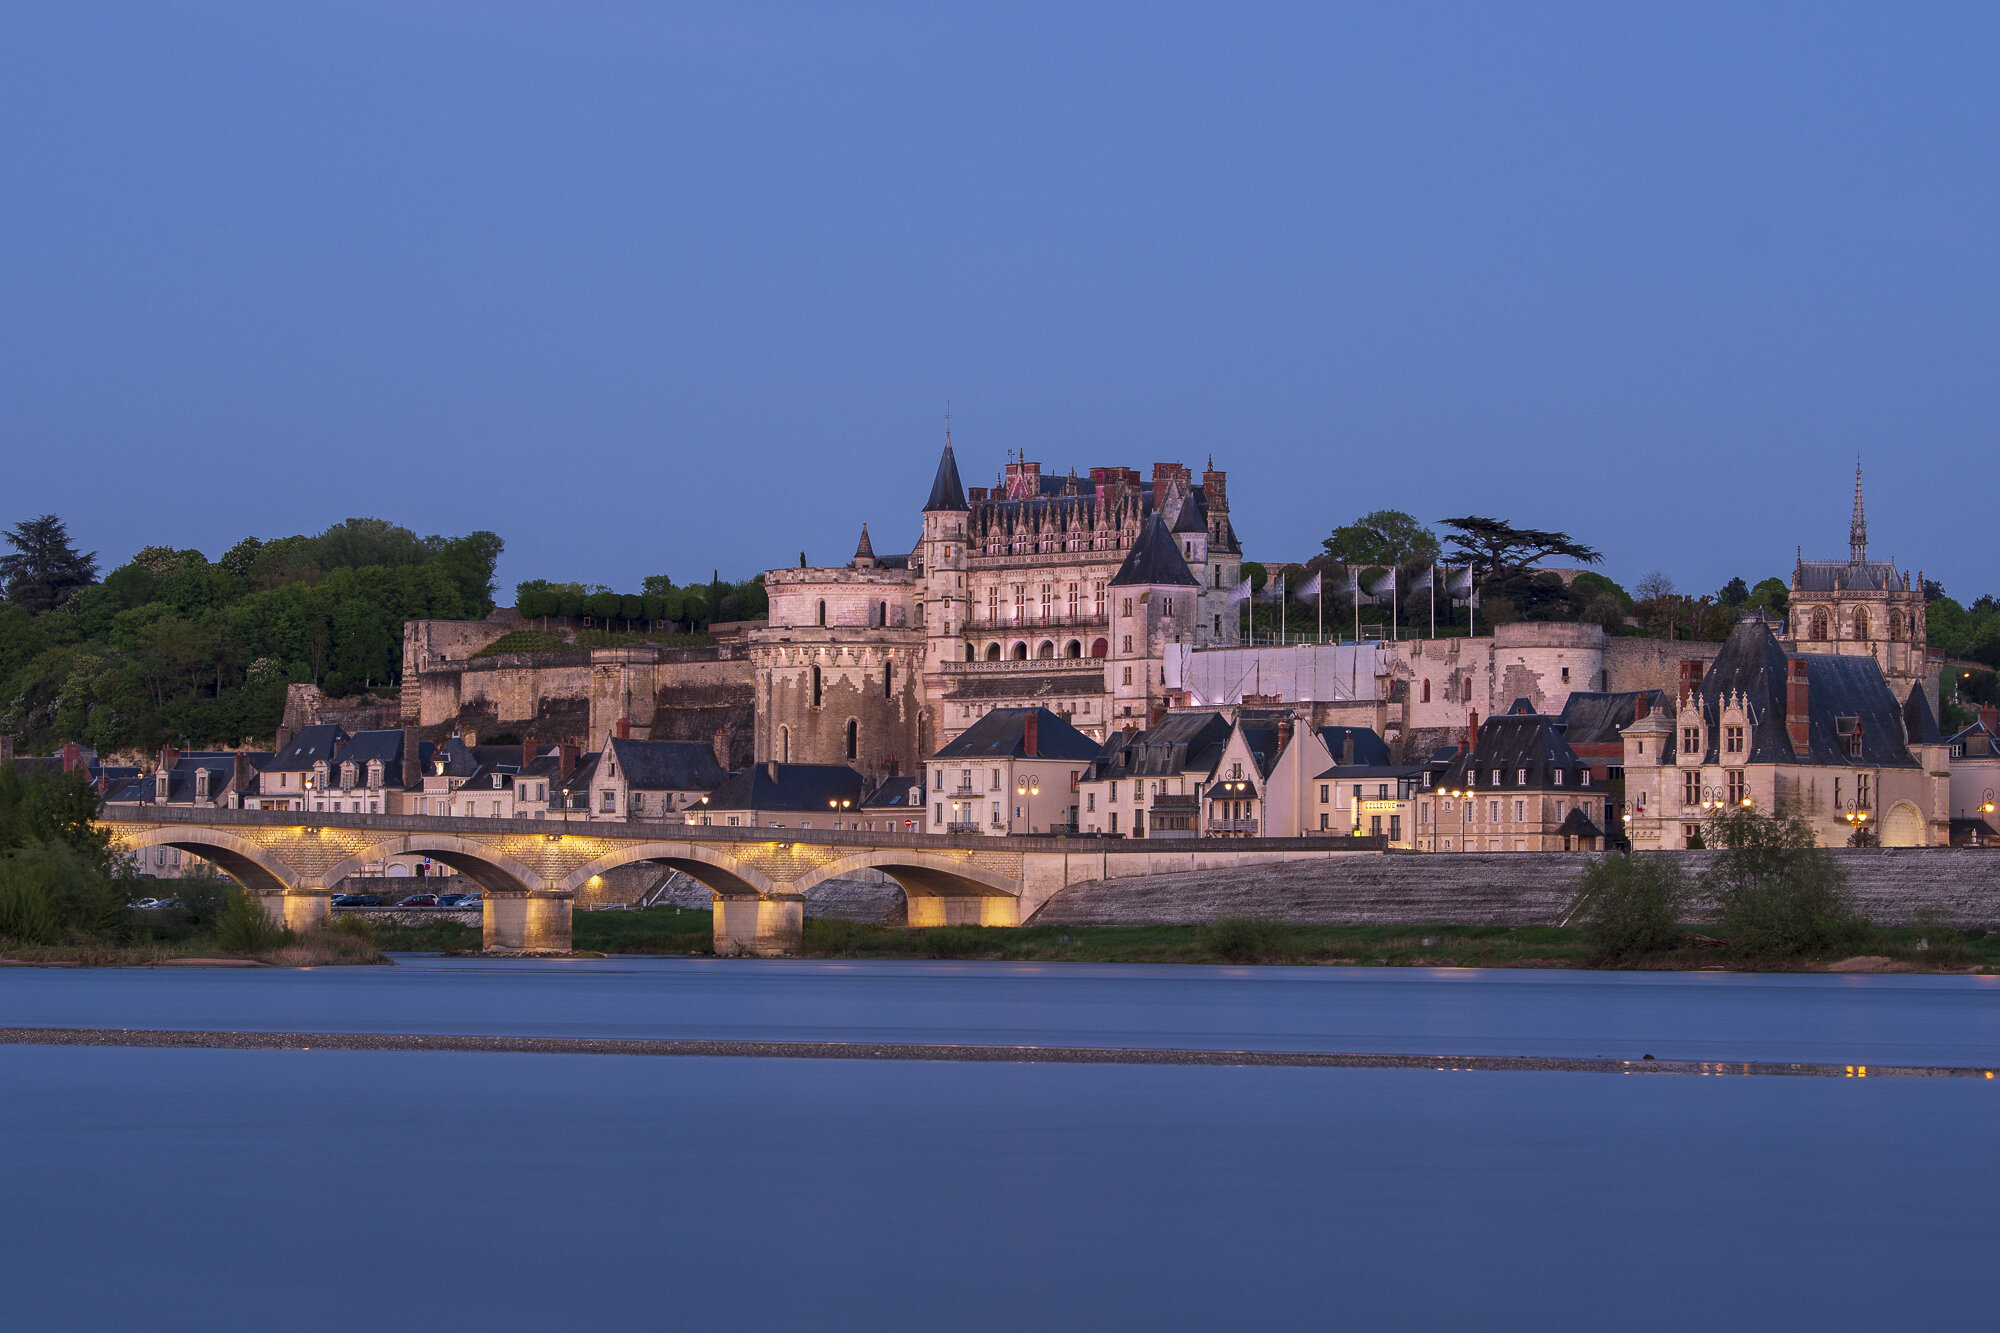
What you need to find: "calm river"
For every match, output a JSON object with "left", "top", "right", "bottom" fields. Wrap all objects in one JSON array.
[{"left": 3, "top": 960, "right": 1995, "bottom": 1330}]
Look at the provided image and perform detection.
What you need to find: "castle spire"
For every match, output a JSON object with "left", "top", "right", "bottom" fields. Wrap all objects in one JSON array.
[
  {"left": 924, "top": 437, "right": 967, "bottom": 512},
  {"left": 852, "top": 523, "right": 876, "bottom": 567},
  {"left": 1850, "top": 458, "right": 1868, "bottom": 564}
]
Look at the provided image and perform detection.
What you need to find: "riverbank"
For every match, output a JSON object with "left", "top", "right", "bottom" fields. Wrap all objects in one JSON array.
[{"left": 336, "top": 907, "right": 2000, "bottom": 972}]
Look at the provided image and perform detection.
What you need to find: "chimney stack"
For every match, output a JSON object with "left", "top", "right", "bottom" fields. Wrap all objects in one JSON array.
[
  {"left": 96, "top": 771, "right": 109, "bottom": 797},
  {"left": 614, "top": 716, "right": 631, "bottom": 741},
  {"left": 1024, "top": 710, "right": 1040, "bottom": 758},
  {"left": 1276, "top": 717, "right": 1293, "bottom": 752},
  {"left": 233, "top": 748, "right": 253, "bottom": 794},
  {"left": 522, "top": 733, "right": 537, "bottom": 770},
  {"left": 60, "top": 741, "right": 83, "bottom": 773},
  {"left": 1633, "top": 694, "right": 1650, "bottom": 721},
  {"left": 401, "top": 727, "right": 422, "bottom": 788},
  {"left": 767, "top": 759, "right": 779, "bottom": 782},
  {"left": 712, "top": 727, "right": 731, "bottom": 772},
  {"left": 275, "top": 725, "right": 292, "bottom": 754},
  {"left": 1980, "top": 705, "right": 1998, "bottom": 734},
  {"left": 1465, "top": 712, "right": 1480, "bottom": 755},
  {"left": 1786, "top": 658, "right": 1812, "bottom": 753},
  {"left": 557, "top": 743, "right": 578, "bottom": 779},
  {"left": 1679, "top": 660, "right": 1705, "bottom": 704},
  {"left": 1341, "top": 732, "right": 1355, "bottom": 765},
  {"left": 158, "top": 743, "right": 181, "bottom": 772}
]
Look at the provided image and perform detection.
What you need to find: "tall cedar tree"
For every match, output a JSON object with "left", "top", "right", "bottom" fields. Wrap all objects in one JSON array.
[{"left": 1, "top": 515, "right": 99, "bottom": 613}]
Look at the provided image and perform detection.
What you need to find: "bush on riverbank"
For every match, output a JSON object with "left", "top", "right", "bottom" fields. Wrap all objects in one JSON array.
[
  {"left": 1571, "top": 854, "right": 1693, "bottom": 958},
  {"left": 1701, "top": 808, "right": 1871, "bottom": 957}
]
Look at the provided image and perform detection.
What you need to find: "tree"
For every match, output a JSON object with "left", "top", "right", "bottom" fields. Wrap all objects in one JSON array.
[
  {"left": 1701, "top": 806, "right": 1869, "bottom": 956},
  {"left": 1439, "top": 516, "right": 1600, "bottom": 584},
  {"left": 1321, "top": 510, "right": 1441, "bottom": 569},
  {"left": 1, "top": 515, "right": 99, "bottom": 613},
  {"left": 1745, "top": 577, "right": 1789, "bottom": 618},
  {"left": 1720, "top": 577, "right": 1750, "bottom": 607},
  {"left": 1571, "top": 853, "right": 1692, "bottom": 957},
  {"left": 1633, "top": 571, "right": 1676, "bottom": 602}
]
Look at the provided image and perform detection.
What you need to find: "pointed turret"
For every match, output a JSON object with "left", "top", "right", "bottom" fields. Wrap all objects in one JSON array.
[
  {"left": 924, "top": 439, "right": 968, "bottom": 512},
  {"left": 852, "top": 523, "right": 876, "bottom": 568},
  {"left": 1850, "top": 460, "right": 1868, "bottom": 564},
  {"left": 1111, "top": 513, "right": 1200, "bottom": 588}
]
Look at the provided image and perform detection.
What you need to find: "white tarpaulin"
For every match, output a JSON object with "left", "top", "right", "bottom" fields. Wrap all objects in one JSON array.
[{"left": 1165, "top": 641, "right": 1393, "bottom": 705}]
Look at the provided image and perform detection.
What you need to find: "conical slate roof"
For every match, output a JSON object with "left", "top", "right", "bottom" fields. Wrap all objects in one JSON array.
[
  {"left": 1171, "top": 489, "right": 1208, "bottom": 535},
  {"left": 853, "top": 524, "right": 875, "bottom": 564},
  {"left": 1110, "top": 513, "right": 1200, "bottom": 588},
  {"left": 924, "top": 441, "right": 968, "bottom": 511}
]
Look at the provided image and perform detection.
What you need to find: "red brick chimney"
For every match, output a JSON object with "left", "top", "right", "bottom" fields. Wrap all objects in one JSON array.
[
  {"left": 614, "top": 716, "right": 631, "bottom": 740},
  {"left": 157, "top": 743, "right": 181, "bottom": 772},
  {"left": 1981, "top": 705, "right": 1998, "bottom": 736},
  {"left": 233, "top": 748, "right": 254, "bottom": 794},
  {"left": 275, "top": 725, "right": 292, "bottom": 754},
  {"left": 1633, "top": 694, "right": 1649, "bottom": 721},
  {"left": 557, "top": 743, "right": 578, "bottom": 779},
  {"left": 1023, "top": 710, "right": 1040, "bottom": 757},
  {"left": 1679, "top": 660, "right": 1705, "bottom": 704},
  {"left": 521, "top": 733, "right": 537, "bottom": 769},
  {"left": 1276, "top": 717, "right": 1293, "bottom": 752},
  {"left": 60, "top": 741, "right": 83, "bottom": 773},
  {"left": 1149, "top": 702, "right": 1168, "bottom": 726},
  {"left": 1465, "top": 711, "right": 1479, "bottom": 754},
  {"left": 1786, "top": 658, "right": 1811, "bottom": 753},
  {"left": 712, "top": 727, "right": 731, "bottom": 772},
  {"left": 96, "top": 771, "right": 110, "bottom": 797}
]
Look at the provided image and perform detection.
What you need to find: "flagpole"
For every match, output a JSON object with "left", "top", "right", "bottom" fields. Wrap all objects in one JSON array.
[
  {"left": 1351, "top": 568, "right": 1360, "bottom": 645},
  {"left": 1391, "top": 574, "right": 1398, "bottom": 642},
  {"left": 1429, "top": 564, "right": 1436, "bottom": 639}
]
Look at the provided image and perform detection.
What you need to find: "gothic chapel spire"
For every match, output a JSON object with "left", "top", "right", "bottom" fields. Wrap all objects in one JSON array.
[{"left": 1850, "top": 460, "right": 1868, "bottom": 564}]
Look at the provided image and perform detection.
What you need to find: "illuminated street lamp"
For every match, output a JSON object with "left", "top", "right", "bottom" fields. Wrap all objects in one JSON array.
[{"left": 1014, "top": 775, "right": 1040, "bottom": 833}]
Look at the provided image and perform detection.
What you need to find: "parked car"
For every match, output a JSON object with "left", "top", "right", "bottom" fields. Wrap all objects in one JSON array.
[
  {"left": 456, "top": 895, "right": 483, "bottom": 910},
  {"left": 396, "top": 894, "right": 439, "bottom": 908},
  {"left": 336, "top": 893, "right": 384, "bottom": 907},
  {"left": 435, "top": 893, "right": 467, "bottom": 907},
  {"left": 129, "top": 897, "right": 162, "bottom": 910}
]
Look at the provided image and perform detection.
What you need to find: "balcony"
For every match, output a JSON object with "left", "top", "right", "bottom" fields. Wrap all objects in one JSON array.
[
  {"left": 938, "top": 657, "right": 1107, "bottom": 675},
  {"left": 944, "top": 821, "right": 982, "bottom": 834},
  {"left": 1206, "top": 819, "right": 1260, "bottom": 835}
]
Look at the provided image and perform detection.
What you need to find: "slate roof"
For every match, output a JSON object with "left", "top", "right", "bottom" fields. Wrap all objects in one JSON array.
[
  {"left": 1794, "top": 559, "right": 1905, "bottom": 593},
  {"left": 1902, "top": 684, "right": 1946, "bottom": 746},
  {"left": 1315, "top": 726, "right": 1391, "bottom": 767},
  {"left": 1233, "top": 709, "right": 1291, "bottom": 779},
  {"left": 606, "top": 738, "right": 727, "bottom": 792},
  {"left": 1556, "top": 806, "right": 1605, "bottom": 841},
  {"left": 1690, "top": 614, "right": 1917, "bottom": 769},
  {"left": 1434, "top": 713, "right": 1592, "bottom": 793},
  {"left": 924, "top": 441, "right": 968, "bottom": 511},
  {"left": 1171, "top": 489, "right": 1209, "bottom": 535},
  {"left": 1316, "top": 763, "right": 1425, "bottom": 783},
  {"left": 263, "top": 725, "right": 349, "bottom": 773},
  {"left": 1555, "top": 691, "right": 1671, "bottom": 748},
  {"left": 326, "top": 730, "right": 432, "bottom": 789},
  {"left": 862, "top": 777, "right": 926, "bottom": 810},
  {"left": 1109, "top": 513, "right": 1200, "bottom": 588},
  {"left": 703, "top": 763, "right": 870, "bottom": 814},
  {"left": 932, "top": 707, "right": 1101, "bottom": 762},
  {"left": 151, "top": 751, "right": 267, "bottom": 804},
  {"left": 1086, "top": 711, "right": 1235, "bottom": 782}
]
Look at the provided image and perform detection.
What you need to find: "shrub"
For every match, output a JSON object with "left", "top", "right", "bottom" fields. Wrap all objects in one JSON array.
[
  {"left": 215, "top": 888, "right": 292, "bottom": 955},
  {"left": 0, "top": 840, "right": 126, "bottom": 943},
  {"left": 1570, "top": 853, "right": 1692, "bottom": 957},
  {"left": 800, "top": 917, "right": 883, "bottom": 956},
  {"left": 1702, "top": 807, "right": 1868, "bottom": 956},
  {"left": 1200, "top": 916, "right": 1293, "bottom": 964},
  {"left": 922, "top": 924, "right": 992, "bottom": 958}
]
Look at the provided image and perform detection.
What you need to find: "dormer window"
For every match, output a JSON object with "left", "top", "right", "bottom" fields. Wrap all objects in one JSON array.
[
  {"left": 341, "top": 762, "right": 356, "bottom": 790},
  {"left": 1581, "top": 771, "right": 1591, "bottom": 787},
  {"left": 1553, "top": 769, "right": 1565, "bottom": 786},
  {"left": 367, "top": 761, "right": 383, "bottom": 789},
  {"left": 1682, "top": 726, "right": 1700, "bottom": 753},
  {"left": 1515, "top": 769, "right": 1527, "bottom": 786},
  {"left": 195, "top": 769, "right": 210, "bottom": 799},
  {"left": 1490, "top": 769, "right": 1501, "bottom": 787}
]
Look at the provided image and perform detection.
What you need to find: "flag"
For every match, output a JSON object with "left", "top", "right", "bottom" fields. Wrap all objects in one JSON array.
[
  {"left": 1408, "top": 565, "right": 1433, "bottom": 592},
  {"left": 1365, "top": 568, "right": 1397, "bottom": 599},
  {"left": 1295, "top": 570, "right": 1321, "bottom": 599},
  {"left": 1226, "top": 576, "right": 1253, "bottom": 604},
  {"left": 1256, "top": 574, "right": 1287, "bottom": 602},
  {"left": 1445, "top": 566, "right": 1474, "bottom": 597}
]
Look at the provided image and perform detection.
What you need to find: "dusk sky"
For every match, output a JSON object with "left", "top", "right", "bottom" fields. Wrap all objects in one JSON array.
[{"left": 4, "top": 3, "right": 1994, "bottom": 601}]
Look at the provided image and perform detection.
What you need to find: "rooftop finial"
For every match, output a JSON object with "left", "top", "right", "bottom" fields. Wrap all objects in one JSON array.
[{"left": 1850, "top": 457, "right": 1868, "bottom": 564}]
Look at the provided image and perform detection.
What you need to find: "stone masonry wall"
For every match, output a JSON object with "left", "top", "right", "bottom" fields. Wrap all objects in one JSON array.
[{"left": 1032, "top": 847, "right": 2000, "bottom": 928}]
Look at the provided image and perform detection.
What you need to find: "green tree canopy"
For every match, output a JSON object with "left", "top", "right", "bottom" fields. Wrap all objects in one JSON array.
[
  {"left": 1, "top": 515, "right": 99, "bottom": 613},
  {"left": 1321, "top": 510, "right": 1441, "bottom": 568}
]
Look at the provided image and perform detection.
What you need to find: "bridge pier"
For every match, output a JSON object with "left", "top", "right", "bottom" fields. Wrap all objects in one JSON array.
[
  {"left": 905, "top": 895, "right": 1019, "bottom": 928},
  {"left": 260, "top": 890, "right": 332, "bottom": 934},
  {"left": 482, "top": 891, "right": 574, "bottom": 953},
  {"left": 714, "top": 896, "right": 804, "bottom": 956}
]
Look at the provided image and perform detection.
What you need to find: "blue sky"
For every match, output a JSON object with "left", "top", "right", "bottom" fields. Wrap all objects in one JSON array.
[{"left": 3, "top": 3, "right": 1994, "bottom": 601}]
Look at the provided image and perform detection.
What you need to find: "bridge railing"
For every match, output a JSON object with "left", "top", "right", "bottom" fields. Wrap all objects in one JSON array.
[{"left": 98, "top": 801, "right": 1392, "bottom": 856}]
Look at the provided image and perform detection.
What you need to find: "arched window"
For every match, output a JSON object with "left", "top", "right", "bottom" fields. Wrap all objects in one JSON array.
[
  {"left": 780, "top": 726, "right": 790, "bottom": 763},
  {"left": 810, "top": 665, "right": 822, "bottom": 707},
  {"left": 1065, "top": 640, "right": 1083, "bottom": 658},
  {"left": 986, "top": 643, "right": 1002, "bottom": 661},
  {"left": 1037, "top": 640, "right": 1056, "bottom": 659},
  {"left": 1012, "top": 642, "right": 1028, "bottom": 660},
  {"left": 1889, "top": 612, "right": 1904, "bottom": 642},
  {"left": 1090, "top": 638, "right": 1108, "bottom": 658},
  {"left": 816, "top": 600, "right": 827, "bottom": 627},
  {"left": 878, "top": 600, "right": 887, "bottom": 626},
  {"left": 1810, "top": 609, "right": 1829, "bottom": 641},
  {"left": 884, "top": 661, "right": 894, "bottom": 698},
  {"left": 1853, "top": 608, "right": 1869, "bottom": 640},
  {"left": 845, "top": 719, "right": 858, "bottom": 760},
  {"left": 1422, "top": 679, "right": 1431, "bottom": 703}
]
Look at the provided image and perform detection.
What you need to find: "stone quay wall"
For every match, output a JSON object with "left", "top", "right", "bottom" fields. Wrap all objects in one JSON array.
[{"left": 1031, "top": 847, "right": 2000, "bottom": 928}]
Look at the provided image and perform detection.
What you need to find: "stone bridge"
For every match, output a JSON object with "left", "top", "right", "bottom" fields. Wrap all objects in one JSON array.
[{"left": 98, "top": 805, "right": 1385, "bottom": 954}]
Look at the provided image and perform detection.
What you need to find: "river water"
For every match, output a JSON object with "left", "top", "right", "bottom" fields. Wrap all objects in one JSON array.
[{"left": 3, "top": 960, "right": 1995, "bottom": 1330}]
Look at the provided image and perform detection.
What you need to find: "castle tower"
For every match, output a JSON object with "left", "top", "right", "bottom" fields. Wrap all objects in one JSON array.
[
  {"left": 920, "top": 435, "right": 971, "bottom": 688},
  {"left": 1107, "top": 512, "right": 1201, "bottom": 722},
  {"left": 1850, "top": 462, "right": 1868, "bottom": 565}
]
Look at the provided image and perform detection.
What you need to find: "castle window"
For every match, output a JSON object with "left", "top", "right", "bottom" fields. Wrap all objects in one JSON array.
[
  {"left": 1422, "top": 679, "right": 1431, "bottom": 703},
  {"left": 1014, "top": 585, "right": 1026, "bottom": 621},
  {"left": 1091, "top": 638, "right": 1108, "bottom": 658},
  {"left": 1122, "top": 598, "right": 1133, "bottom": 617},
  {"left": 845, "top": 719, "right": 858, "bottom": 761},
  {"left": 781, "top": 727, "right": 790, "bottom": 762},
  {"left": 1853, "top": 609, "right": 1870, "bottom": 639},
  {"left": 817, "top": 600, "right": 826, "bottom": 627},
  {"left": 1726, "top": 770, "right": 1746, "bottom": 805},
  {"left": 1095, "top": 582, "right": 1106, "bottom": 618},
  {"left": 1066, "top": 640, "right": 1082, "bottom": 658},
  {"left": 1012, "top": 642, "right": 1028, "bottom": 660},
  {"left": 1810, "top": 610, "right": 1829, "bottom": 641},
  {"left": 810, "top": 666, "right": 822, "bottom": 708},
  {"left": 1724, "top": 725, "right": 1744, "bottom": 754},
  {"left": 1068, "top": 583, "right": 1080, "bottom": 619},
  {"left": 1889, "top": 612, "right": 1904, "bottom": 642},
  {"left": 988, "top": 587, "right": 998, "bottom": 623},
  {"left": 1122, "top": 666, "right": 1133, "bottom": 685},
  {"left": 1682, "top": 770, "right": 1701, "bottom": 806},
  {"left": 1122, "top": 635, "right": 1133, "bottom": 653},
  {"left": 884, "top": 662, "right": 893, "bottom": 697},
  {"left": 987, "top": 643, "right": 1001, "bottom": 661},
  {"left": 1682, "top": 726, "right": 1700, "bottom": 754}
]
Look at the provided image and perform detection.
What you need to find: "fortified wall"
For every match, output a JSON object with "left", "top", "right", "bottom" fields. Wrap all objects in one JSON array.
[{"left": 397, "top": 621, "right": 759, "bottom": 766}]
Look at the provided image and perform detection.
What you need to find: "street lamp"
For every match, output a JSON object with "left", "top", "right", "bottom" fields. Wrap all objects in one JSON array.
[
  {"left": 828, "top": 796, "right": 852, "bottom": 829},
  {"left": 1447, "top": 787, "right": 1470, "bottom": 851},
  {"left": 1015, "top": 776, "right": 1040, "bottom": 833},
  {"left": 1842, "top": 800, "right": 1872, "bottom": 845}
]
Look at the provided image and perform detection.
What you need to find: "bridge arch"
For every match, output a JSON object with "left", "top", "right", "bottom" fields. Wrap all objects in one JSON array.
[
  {"left": 110, "top": 826, "right": 296, "bottom": 895},
  {"left": 557, "top": 842, "right": 778, "bottom": 900},
  {"left": 315, "top": 834, "right": 545, "bottom": 895},
  {"left": 787, "top": 848, "right": 1023, "bottom": 926}
]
